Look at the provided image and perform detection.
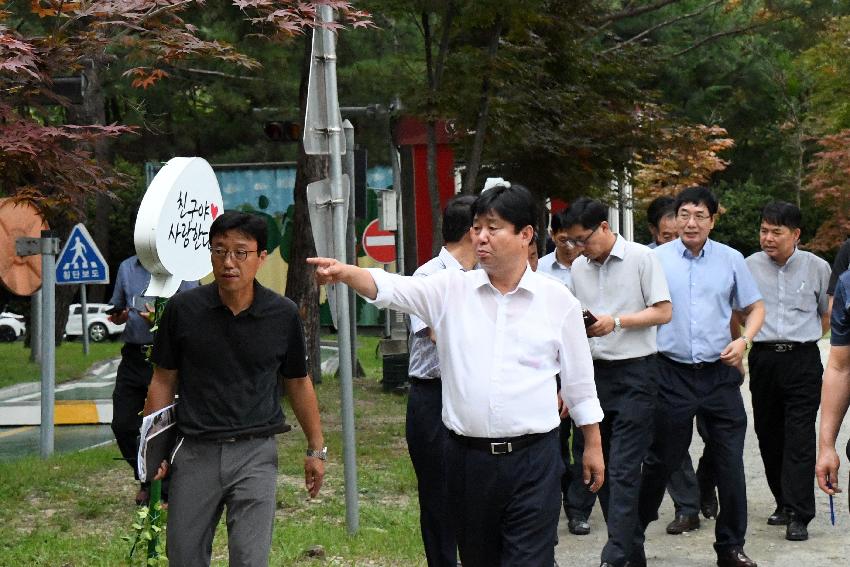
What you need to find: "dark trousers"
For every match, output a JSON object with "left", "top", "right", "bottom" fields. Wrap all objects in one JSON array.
[
  {"left": 749, "top": 343, "right": 822, "bottom": 523},
  {"left": 561, "top": 419, "right": 597, "bottom": 521},
  {"left": 446, "top": 428, "right": 563, "bottom": 567},
  {"left": 406, "top": 378, "right": 457, "bottom": 567},
  {"left": 665, "top": 416, "right": 713, "bottom": 516},
  {"left": 558, "top": 371, "right": 597, "bottom": 522},
  {"left": 636, "top": 357, "right": 748, "bottom": 558},
  {"left": 595, "top": 357, "right": 657, "bottom": 566},
  {"left": 111, "top": 343, "right": 153, "bottom": 482}
]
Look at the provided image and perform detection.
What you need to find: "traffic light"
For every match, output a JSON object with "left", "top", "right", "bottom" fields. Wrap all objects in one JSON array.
[{"left": 263, "top": 121, "right": 301, "bottom": 142}]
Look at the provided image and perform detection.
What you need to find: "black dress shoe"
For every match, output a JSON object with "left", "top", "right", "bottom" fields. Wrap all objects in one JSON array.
[
  {"left": 716, "top": 548, "right": 758, "bottom": 567},
  {"left": 700, "top": 489, "right": 719, "bottom": 519},
  {"left": 786, "top": 518, "right": 808, "bottom": 541},
  {"left": 568, "top": 516, "right": 591, "bottom": 535},
  {"left": 665, "top": 513, "right": 700, "bottom": 534},
  {"left": 767, "top": 506, "right": 789, "bottom": 526},
  {"left": 625, "top": 561, "right": 647, "bottom": 567}
]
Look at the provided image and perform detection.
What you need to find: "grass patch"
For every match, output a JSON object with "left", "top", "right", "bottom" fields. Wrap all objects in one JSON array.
[
  {"left": 0, "top": 340, "right": 123, "bottom": 390},
  {"left": 0, "top": 334, "right": 426, "bottom": 566}
]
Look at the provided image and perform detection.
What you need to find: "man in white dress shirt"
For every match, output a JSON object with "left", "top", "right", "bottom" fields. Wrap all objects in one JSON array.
[{"left": 309, "top": 182, "right": 604, "bottom": 567}]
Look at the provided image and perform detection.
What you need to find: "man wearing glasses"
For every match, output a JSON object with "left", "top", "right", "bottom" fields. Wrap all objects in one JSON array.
[
  {"left": 561, "top": 198, "right": 672, "bottom": 567},
  {"left": 144, "top": 211, "right": 326, "bottom": 566},
  {"left": 538, "top": 209, "right": 582, "bottom": 286},
  {"left": 634, "top": 186, "right": 765, "bottom": 567}
]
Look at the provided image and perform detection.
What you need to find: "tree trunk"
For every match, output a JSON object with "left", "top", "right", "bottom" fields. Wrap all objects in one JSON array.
[
  {"left": 422, "top": 7, "right": 456, "bottom": 257},
  {"left": 285, "top": 35, "right": 327, "bottom": 383},
  {"left": 462, "top": 17, "right": 502, "bottom": 195},
  {"left": 69, "top": 57, "right": 113, "bottom": 302}
]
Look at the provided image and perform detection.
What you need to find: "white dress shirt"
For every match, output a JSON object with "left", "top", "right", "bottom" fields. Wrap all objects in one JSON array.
[{"left": 366, "top": 266, "right": 603, "bottom": 437}]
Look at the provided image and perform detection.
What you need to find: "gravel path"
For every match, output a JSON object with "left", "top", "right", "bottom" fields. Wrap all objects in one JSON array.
[{"left": 555, "top": 339, "right": 850, "bottom": 566}]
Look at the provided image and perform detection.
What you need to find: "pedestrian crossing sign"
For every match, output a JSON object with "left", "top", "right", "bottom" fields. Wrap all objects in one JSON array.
[{"left": 55, "top": 224, "right": 109, "bottom": 285}]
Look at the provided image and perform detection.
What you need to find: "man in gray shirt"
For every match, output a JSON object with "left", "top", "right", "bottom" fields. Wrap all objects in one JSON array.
[
  {"left": 563, "top": 198, "right": 672, "bottom": 567},
  {"left": 745, "top": 202, "right": 830, "bottom": 542},
  {"left": 406, "top": 195, "right": 477, "bottom": 566}
]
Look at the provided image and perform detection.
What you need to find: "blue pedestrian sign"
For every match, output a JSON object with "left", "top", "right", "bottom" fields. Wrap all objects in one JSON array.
[{"left": 55, "top": 224, "right": 109, "bottom": 285}]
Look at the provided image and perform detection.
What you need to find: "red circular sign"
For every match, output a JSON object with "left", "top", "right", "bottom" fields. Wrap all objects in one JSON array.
[{"left": 361, "top": 219, "right": 396, "bottom": 264}]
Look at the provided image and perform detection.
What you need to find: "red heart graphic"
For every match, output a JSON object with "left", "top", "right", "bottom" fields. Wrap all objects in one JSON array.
[{"left": 211, "top": 203, "right": 220, "bottom": 219}]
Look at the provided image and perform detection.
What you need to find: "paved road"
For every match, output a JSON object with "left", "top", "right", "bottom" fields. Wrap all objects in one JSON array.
[{"left": 555, "top": 339, "right": 850, "bottom": 566}]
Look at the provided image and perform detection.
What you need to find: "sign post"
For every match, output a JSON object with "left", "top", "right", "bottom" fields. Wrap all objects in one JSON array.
[
  {"left": 16, "top": 231, "right": 60, "bottom": 457},
  {"left": 305, "top": 5, "right": 359, "bottom": 534},
  {"left": 55, "top": 224, "right": 110, "bottom": 355}
]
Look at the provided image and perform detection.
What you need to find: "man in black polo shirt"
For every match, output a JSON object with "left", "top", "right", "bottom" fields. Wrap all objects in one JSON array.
[{"left": 144, "top": 211, "right": 325, "bottom": 567}]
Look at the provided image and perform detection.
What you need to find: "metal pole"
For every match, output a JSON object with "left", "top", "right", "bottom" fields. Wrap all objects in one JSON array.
[
  {"left": 30, "top": 290, "right": 41, "bottom": 364},
  {"left": 388, "top": 105, "right": 404, "bottom": 276},
  {"left": 40, "top": 230, "right": 59, "bottom": 458},
  {"left": 342, "top": 120, "right": 359, "bottom": 376},
  {"left": 320, "top": 4, "right": 359, "bottom": 534},
  {"left": 80, "top": 284, "right": 89, "bottom": 355}
]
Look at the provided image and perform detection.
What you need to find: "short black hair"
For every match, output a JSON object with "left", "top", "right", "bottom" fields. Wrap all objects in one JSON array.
[
  {"left": 674, "top": 186, "right": 718, "bottom": 216},
  {"left": 550, "top": 209, "right": 570, "bottom": 234},
  {"left": 761, "top": 201, "right": 802, "bottom": 230},
  {"left": 561, "top": 197, "right": 608, "bottom": 230},
  {"left": 647, "top": 196, "right": 676, "bottom": 228},
  {"left": 442, "top": 194, "right": 476, "bottom": 243},
  {"left": 209, "top": 210, "right": 268, "bottom": 251},
  {"left": 472, "top": 183, "right": 537, "bottom": 233}
]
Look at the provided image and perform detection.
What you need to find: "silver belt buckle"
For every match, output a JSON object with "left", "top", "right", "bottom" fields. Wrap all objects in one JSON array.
[
  {"left": 490, "top": 441, "right": 512, "bottom": 455},
  {"left": 775, "top": 344, "right": 791, "bottom": 352}
]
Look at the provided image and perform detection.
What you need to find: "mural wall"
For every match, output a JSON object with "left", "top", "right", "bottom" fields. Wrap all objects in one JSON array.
[{"left": 145, "top": 162, "right": 395, "bottom": 326}]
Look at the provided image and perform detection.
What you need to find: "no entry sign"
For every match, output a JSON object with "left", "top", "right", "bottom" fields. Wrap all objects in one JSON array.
[{"left": 362, "top": 219, "right": 396, "bottom": 264}]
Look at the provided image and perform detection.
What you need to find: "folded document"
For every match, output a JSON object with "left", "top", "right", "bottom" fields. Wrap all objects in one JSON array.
[{"left": 137, "top": 403, "right": 177, "bottom": 483}]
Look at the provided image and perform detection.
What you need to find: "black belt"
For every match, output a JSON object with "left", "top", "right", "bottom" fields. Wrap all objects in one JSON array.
[
  {"left": 409, "top": 376, "right": 441, "bottom": 385},
  {"left": 752, "top": 341, "right": 817, "bottom": 353},
  {"left": 449, "top": 429, "right": 552, "bottom": 455},
  {"left": 594, "top": 354, "right": 655, "bottom": 368},
  {"left": 658, "top": 353, "right": 721, "bottom": 370},
  {"left": 187, "top": 433, "right": 273, "bottom": 444},
  {"left": 124, "top": 343, "right": 152, "bottom": 356}
]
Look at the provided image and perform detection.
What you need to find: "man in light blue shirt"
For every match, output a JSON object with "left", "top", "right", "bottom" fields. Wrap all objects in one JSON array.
[
  {"left": 634, "top": 187, "right": 765, "bottom": 567},
  {"left": 108, "top": 255, "right": 198, "bottom": 505},
  {"left": 537, "top": 209, "right": 580, "bottom": 286}
]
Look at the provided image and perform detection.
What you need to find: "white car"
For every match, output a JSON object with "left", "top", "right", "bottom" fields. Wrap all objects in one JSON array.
[
  {"left": 65, "top": 303, "right": 125, "bottom": 343},
  {"left": 0, "top": 312, "right": 26, "bottom": 342}
]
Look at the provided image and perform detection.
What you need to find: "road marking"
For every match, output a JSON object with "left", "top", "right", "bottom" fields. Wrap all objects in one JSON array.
[
  {"left": 3, "top": 374, "right": 117, "bottom": 403},
  {"left": 0, "top": 426, "right": 34, "bottom": 439}
]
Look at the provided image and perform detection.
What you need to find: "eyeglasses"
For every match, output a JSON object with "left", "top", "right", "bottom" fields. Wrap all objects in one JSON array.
[
  {"left": 677, "top": 212, "right": 712, "bottom": 224},
  {"left": 211, "top": 247, "right": 259, "bottom": 262},
  {"left": 565, "top": 224, "right": 600, "bottom": 248}
]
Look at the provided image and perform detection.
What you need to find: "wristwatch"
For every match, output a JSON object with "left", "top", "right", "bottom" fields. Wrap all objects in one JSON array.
[
  {"left": 613, "top": 317, "right": 622, "bottom": 332},
  {"left": 306, "top": 446, "right": 328, "bottom": 461},
  {"left": 739, "top": 335, "right": 751, "bottom": 349}
]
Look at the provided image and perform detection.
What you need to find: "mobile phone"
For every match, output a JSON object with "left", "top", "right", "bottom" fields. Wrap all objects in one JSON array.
[
  {"left": 582, "top": 309, "right": 598, "bottom": 328},
  {"left": 104, "top": 305, "right": 123, "bottom": 316}
]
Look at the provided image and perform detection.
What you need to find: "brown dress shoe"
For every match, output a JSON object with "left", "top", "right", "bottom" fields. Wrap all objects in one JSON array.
[
  {"left": 665, "top": 513, "right": 700, "bottom": 534},
  {"left": 716, "top": 548, "right": 757, "bottom": 567}
]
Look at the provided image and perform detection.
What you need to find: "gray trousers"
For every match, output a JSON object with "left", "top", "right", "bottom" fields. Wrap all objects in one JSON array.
[{"left": 166, "top": 435, "right": 278, "bottom": 567}]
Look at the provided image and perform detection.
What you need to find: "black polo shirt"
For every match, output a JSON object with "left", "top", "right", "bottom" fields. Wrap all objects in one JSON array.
[{"left": 152, "top": 282, "right": 308, "bottom": 439}]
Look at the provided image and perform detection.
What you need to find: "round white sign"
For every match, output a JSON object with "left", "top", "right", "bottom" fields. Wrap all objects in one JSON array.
[{"left": 134, "top": 157, "right": 224, "bottom": 297}]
